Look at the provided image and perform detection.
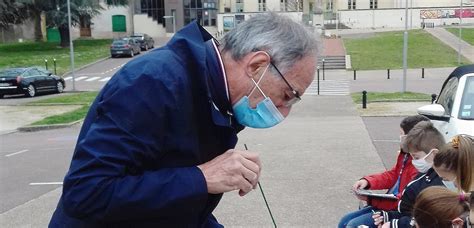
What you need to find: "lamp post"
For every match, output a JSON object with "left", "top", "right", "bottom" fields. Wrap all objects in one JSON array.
[
  {"left": 402, "top": 0, "right": 408, "bottom": 93},
  {"left": 163, "top": 11, "right": 176, "bottom": 34},
  {"left": 458, "top": 0, "right": 463, "bottom": 65},
  {"left": 67, "top": 0, "right": 76, "bottom": 91}
]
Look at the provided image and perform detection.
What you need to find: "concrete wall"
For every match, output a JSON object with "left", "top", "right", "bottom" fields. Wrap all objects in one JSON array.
[
  {"left": 134, "top": 14, "right": 167, "bottom": 37},
  {"left": 338, "top": 7, "right": 474, "bottom": 29},
  {"left": 0, "top": 19, "right": 35, "bottom": 43},
  {"left": 333, "top": 0, "right": 474, "bottom": 10},
  {"left": 217, "top": 11, "right": 303, "bottom": 33},
  {"left": 89, "top": 3, "right": 133, "bottom": 39}
]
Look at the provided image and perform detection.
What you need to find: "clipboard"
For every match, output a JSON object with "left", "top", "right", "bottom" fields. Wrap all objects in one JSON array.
[{"left": 355, "top": 189, "right": 398, "bottom": 200}]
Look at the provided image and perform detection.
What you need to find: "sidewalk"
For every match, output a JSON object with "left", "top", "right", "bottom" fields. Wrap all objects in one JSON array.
[
  {"left": 0, "top": 95, "right": 386, "bottom": 227},
  {"left": 425, "top": 27, "right": 474, "bottom": 63}
]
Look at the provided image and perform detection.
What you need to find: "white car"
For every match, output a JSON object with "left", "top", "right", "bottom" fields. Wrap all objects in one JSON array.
[{"left": 417, "top": 65, "right": 474, "bottom": 141}]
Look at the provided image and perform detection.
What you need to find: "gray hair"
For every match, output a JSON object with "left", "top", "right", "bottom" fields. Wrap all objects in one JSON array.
[{"left": 221, "top": 12, "right": 318, "bottom": 74}]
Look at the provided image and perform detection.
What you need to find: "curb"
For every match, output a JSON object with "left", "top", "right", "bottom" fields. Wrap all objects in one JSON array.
[
  {"left": 61, "top": 56, "right": 110, "bottom": 77},
  {"left": 17, "top": 119, "right": 83, "bottom": 132}
]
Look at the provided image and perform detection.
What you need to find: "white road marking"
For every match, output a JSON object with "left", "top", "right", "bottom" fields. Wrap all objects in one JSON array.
[
  {"left": 99, "top": 77, "right": 111, "bottom": 82},
  {"left": 29, "top": 182, "right": 63, "bottom": 186},
  {"left": 372, "top": 139, "right": 399, "bottom": 142},
  {"left": 74, "top": 76, "right": 88, "bottom": 81},
  {"left": 63, "top": 76, "right": 72, "bottom": 81},
  {"left": 5, "top": 149, "right": 29, "bottom": 157},
  {"left": 85, "top": 77, "right": 101, "bottom": 82}
]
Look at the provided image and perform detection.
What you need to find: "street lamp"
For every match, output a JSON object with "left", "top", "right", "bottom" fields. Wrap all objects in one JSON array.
[
  {"left": 402, "top": 0, "right": 409, "bottom": 93},
  {"left": 67, "top": 0, "right": 76, "bottom": 91},
  {"left": 458, "top": 0, "right": 463, "bottom": 65},
  {"left": 163, "top": 11, "right": 176, "bottom": 34}
]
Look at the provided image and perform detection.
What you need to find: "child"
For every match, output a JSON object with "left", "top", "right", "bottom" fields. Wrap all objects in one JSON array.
[
  {"left": 433, "top": 134, "right": 474, "bottom": 193},
  {"left": 373, "top": 121, "right": 446, "bottom": 227},
  {"left": 433, "top": 134, "right": 474, "bottom": 228},
  {"left": 413, "top": 186, "right": 471, "bottom": 228},
  {"left": 338, "top": 115, "right": 429, "bottom": 228}
]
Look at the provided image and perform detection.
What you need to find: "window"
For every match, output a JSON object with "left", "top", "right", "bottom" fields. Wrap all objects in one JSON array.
[
  {"left": 138, "top": 0, "right": 165, "bottom": 24},
  {"left": 348, "top": 0, "right": 356, "bottom": 10},
  {"left": 236, "top": 0, "right": 244, "bottom": 12},
  {"left": 258, "top": 0, "right": 266, "bottom": 11},
  {"left": 183, "top": 0, "right": 217, "bottom": 26},
  {"left": 437, "top": 77, "right": 459, "bottom": 116},
  {"left": 370, "top": 0, "right": 377, "bottom": 9},
  {"left": 459, "top": 76, "right": 474, "bottom": 119},
  {"left": 326, "top": 0, "right": 333, "bottom": 10}
]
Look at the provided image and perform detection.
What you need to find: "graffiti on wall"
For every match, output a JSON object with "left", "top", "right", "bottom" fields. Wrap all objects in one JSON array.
[{"left": 421, "top": 9, "right": 474, "bottom": 19}]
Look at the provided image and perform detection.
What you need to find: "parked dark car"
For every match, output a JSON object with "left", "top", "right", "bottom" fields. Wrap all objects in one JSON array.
[
  {"left": 110, "top": 38, "right": 141, "bottom": 58},
  {"left": 131, "top": 33, "right": 154, "bottom": 51},
  {"left": 0, "top": 67, "right": 66, "bottom": 98}
]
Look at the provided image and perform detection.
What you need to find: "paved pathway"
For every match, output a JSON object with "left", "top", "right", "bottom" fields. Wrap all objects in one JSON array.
[
  {"left": 425, "top": 27, "right": 474, "bottom": 63},
  {"left": 322, "top": 38, "right": 346, "bottom": 56}
]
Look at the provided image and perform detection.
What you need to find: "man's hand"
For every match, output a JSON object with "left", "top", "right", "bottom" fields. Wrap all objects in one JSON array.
[{"left": 197, "top": 149, "right": 261, "bottom": 196}]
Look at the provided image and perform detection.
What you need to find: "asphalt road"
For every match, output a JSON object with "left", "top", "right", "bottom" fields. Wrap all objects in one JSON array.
[
  {"left": 0, "top": 115, "right": 406, "bottom": 215},
  {"left": 0, "top": 125, "right": 81, "bottom": 213}
]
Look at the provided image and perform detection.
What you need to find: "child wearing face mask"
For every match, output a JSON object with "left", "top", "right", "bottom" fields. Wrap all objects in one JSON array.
[
  {"left": 373, "top": 121, "right": 446, "bottom": 228},
  {"left": 433, "top": 134, "right": 474, "bottom": 227},
  {"left": 338, "top": 115, "right": 429, "bottom": 228},
  {"left": 413, "top": 186, "right": 471, "bottom": 228}
]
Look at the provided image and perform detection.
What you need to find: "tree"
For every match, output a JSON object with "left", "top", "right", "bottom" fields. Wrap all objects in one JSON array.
[
  {"left": 0, "top": 0, "right": 28, "bottom": 29},
  {"left": 45, "top": 0, "right": 80, "bottom": 47}
]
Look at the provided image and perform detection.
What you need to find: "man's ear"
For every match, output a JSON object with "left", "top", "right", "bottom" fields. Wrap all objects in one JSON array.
[
  {"left": 451, "top": 217, "right": 464, "bottom": 228},
  {"left": 245, "top": 51, "right": 270, "bottom": 79},
  {"left": 432, "top": 148, "right": 439, "bottom": 155}
]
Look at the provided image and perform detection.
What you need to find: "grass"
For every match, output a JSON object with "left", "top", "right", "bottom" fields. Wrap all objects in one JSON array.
[
  {"left": 445, "top": 28, "right": 474, "bottom": 45},
  {"left": 344, "top": 30, "right": 470, "bottom": 70},
  {"left": 28, "top": 91, "right": 99, "bottom": 105},
  {"left": 28, "top": 91, "right": 98, "bottom": 125},
  {"left": 351, "top": 91, "right": 431, "bottom": 104},
  {"left": 31, "top": 105, "right": 90, "bottom": 125},
  {"left": 0, "top": 39, "right": 112, "bottom": 76}
]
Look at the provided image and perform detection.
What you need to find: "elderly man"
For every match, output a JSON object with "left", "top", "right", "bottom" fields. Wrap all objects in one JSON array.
[{"left": 49, "top": 13, "right": 318, "bottom": 227}]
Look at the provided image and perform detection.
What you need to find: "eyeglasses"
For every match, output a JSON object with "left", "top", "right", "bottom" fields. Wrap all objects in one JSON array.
[{"left": 270, "top": 61, "right": 301, "bottom": 107}]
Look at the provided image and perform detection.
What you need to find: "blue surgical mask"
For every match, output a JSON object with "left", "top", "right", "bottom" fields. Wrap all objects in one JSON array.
[
  {"left": 411, "top": 149, "right": 435, "bottom": 173},
  {"left": 232, "top": 64, "right": 285, "bottom": 128},
  {"left": 442, "top": 180, "right": 458, "bottom": 191}
]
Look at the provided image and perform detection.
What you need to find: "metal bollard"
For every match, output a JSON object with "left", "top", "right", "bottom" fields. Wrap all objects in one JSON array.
[
  {"left": 431, "top": 94, "right": 437, "bottom": 104},
  {"left": 322, "top": 60, "right": 326, "bottom": 80},
  {"left": 422, "top": 68, "right": 425, "bottom": 79},
  {"left": 362, "top": 91, "right": 367, "bottom": 109},
  {"left": 317, "top": 68, "right": 320, "bottom": 95},
  {"left": 53, "top": 58, "right": 57, "bottom": 75},
  {"left": 44, "top": 59, "right": 48, "bottom": 70},
  {"left": 353, "top": 69, "right": 356, "bottom": 80},
  {"left": 387, "top": 69, "right": 390, "bottom": 79}
]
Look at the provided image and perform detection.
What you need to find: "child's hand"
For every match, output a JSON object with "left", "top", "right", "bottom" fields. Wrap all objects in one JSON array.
[
  {"left": 352, "top": 179, "right": 369, "bottom": 191},
  {"left": 372, "top": 212, "right": 383, "bottom": 226},
  {"left": 355, "top": 194, "right": 368, "bottom": 201}
]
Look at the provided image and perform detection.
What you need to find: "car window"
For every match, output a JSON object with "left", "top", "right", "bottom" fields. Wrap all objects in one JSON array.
[
  {"left": 459, "top": 76, "right": 474, "bottom": 120},
  {"left": 437, "top": 77, "right": 458, "bottom": 116},
  {"left": 0, "top": 69, "right": 24, "bottom": 77},
  {"left": 23, "top": 70, "right": 37, "bottom": 77}
]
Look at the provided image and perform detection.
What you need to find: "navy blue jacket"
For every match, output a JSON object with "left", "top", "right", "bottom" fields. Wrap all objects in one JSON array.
[{"left": 49, "top": 22, "right": 243, "bottom": 227}]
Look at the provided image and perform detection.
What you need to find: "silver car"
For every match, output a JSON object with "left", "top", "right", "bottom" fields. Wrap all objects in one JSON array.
[{"left": 110, "top": 38, "right": 141, "bottom": 58}]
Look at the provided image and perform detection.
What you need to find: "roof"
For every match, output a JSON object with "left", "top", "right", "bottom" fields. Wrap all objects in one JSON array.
[{"left": 448, "top": 65, "right": 474, "bottom": 80}]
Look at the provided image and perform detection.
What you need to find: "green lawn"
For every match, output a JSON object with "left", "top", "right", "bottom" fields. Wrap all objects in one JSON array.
[
  {"left": 446, "top": 28, "right": 474, "bottom": 45},
  {"left": 0, "top": 39, "right": 112, "bottom": 76},
  {"left": 28, "top": 91, "right": 98, "bottom": 125},
  {"left": 344, "top": 30, "right": 470, "bottom": 70},
  {"left": 351, "top": 91, "right": 431, "bottom": 104}
]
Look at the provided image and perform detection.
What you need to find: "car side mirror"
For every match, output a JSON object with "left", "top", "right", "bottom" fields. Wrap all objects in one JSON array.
[{"left": 417, "top": 104, "right": 450, "bottom": 121}]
